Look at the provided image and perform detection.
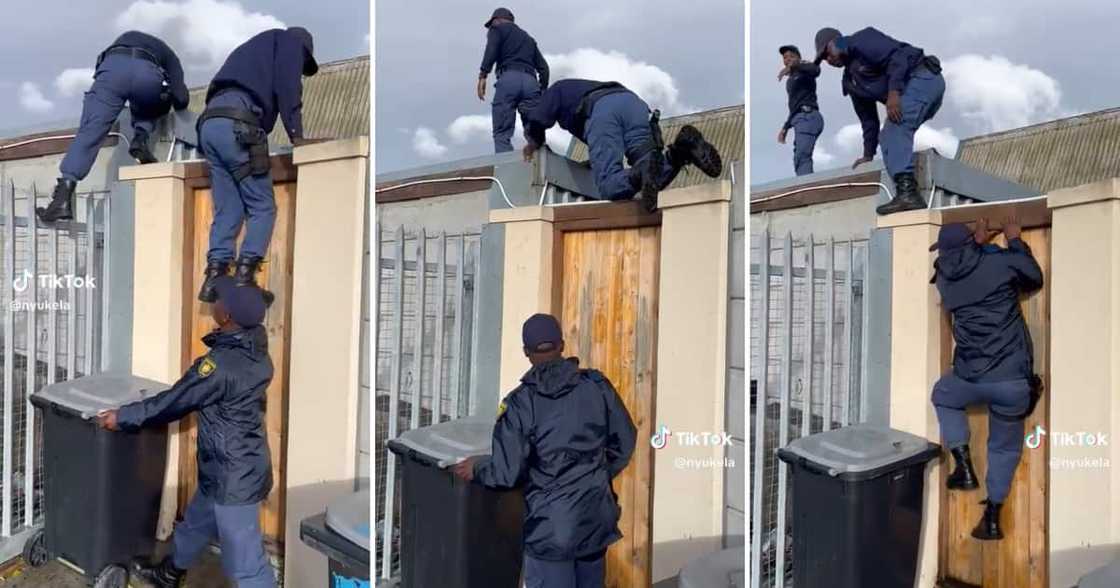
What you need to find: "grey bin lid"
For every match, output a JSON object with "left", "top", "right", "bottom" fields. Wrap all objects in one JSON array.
[
  {"left": 678, "top": 547, "right": 745, "bottom": 588},
  {"left": 390, "top": 415, "right": 494, "bottom": 468},
  {"left": 325, "top": 489, "right": 370, "bottom": 552},
  {"left": 33, "top": 373, "right": 169, "bottom": 420},
  {"left": 1079, "top": 559, "right": 1120, "bottom": 588},
  {"left": 779, "top": 423, "right": 937, "bottom": 477}
]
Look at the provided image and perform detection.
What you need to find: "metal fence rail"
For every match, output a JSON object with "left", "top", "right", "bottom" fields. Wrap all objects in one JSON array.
[
  {"left": 374, "top": 224, "right": 482, "bottom": 580},
  {"left": 749, "top": 228, "right": 871, "bottom": 588}
]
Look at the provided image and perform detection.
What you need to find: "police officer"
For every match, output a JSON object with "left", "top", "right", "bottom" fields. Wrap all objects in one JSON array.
[
  {"left": 522, "top": 79, "right": 723, "bottom": 212},
  {"left": 195, "top": 27, "right": 319, "bottom": 303},
  {"left": 96, "top": 275, "right": 273, "bottom": 586},
  {"left": 452, "top": 314, "right": 637, "bottom": 588},
  {"left": 478, "top": 7, "right": 549, "bottom": 153},
  {"left": 37, "top": 31, "right": 190, "bottom": 224},
  {"left": 929, "top": 218, "right": 1044, "bottom": 541},
  {"left": 814, "top": 27, "right": 945, "bottom": 215},
  {"left": 777, "top": 45, "right": 823, "bottom": 176}
]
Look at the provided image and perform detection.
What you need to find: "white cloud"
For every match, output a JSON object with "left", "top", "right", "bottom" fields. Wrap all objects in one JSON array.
[
  {"left": 448, "top": 115, "right": 491, "bottom": 144},
  {"left": 116, "top": 0, "right": 284, "bottom": 70},
  {"left": 412, "top": 127, "right": 447, "bottom": 159},
  {"left": 812, "top": 145, "right": 835, "bottom": 166},
  {"left": 915, "top": 126, "right": 960, "bottom": 158},
  {"left": 835, "top": 123, "right": 864, "bottom": 154},
  {"left": 943, "top": 54, "right": 1063, "bottom": 133},
  {"left": 54, "top": 68, "right": 95, "bottom": 98},
  {"left": 18, "top": 82, "right": 53, "bottom": 113},
  {"left": 544, "top": 48, "right": 693, "bottom": 115}
]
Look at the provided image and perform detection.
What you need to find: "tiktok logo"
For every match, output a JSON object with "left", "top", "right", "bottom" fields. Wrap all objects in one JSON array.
[
  {"left": 650, "top": 425, "right": 671, "bottom": 450},
  {"left": 12, "top": 270, "right": 32, "bottom": 293},
  {"left": 1025, "top": 425, "right": 1047, "bottom": 449}
]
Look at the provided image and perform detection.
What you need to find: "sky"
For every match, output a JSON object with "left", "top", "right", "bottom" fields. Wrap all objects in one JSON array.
[
  {"left": 375, "top": 1, "right": 746, "bottom": 173},
  {"left": 750, "top": 0, "right": 1120, "bottom": 184},
  {"left": 0, "top": 0, "right": 368, "bottom": 135}
]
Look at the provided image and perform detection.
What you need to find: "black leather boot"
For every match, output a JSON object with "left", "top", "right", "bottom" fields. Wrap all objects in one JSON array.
[
  {"left": 876, "top": 172, "right": 926, "bottom": 215},
  {"left": 947, "top": 446, "right": 979, "bottom": 490},
  {"left": 198, "top": 260, "right": 231, "bottom": 303},
  {"left": 668, "top": 124, "right": 723, "bottom": 178},
  {"left": 234, "top": 256, "right": 264, "bottom": 288},
  {"left": 129, "top": 130, "right": 158, "bottom": 164},
  {"left": 36, "top": 178, "right": 77, "bottom": 223},
  {"left": 971, "top": 499, "right": 1004, "bottom": 541},
  {"left": 627, "top": 150, "right": 666, "bottom": 213},
  {"left": 131, "top": 556, "right": 185, "bottom": 588}
]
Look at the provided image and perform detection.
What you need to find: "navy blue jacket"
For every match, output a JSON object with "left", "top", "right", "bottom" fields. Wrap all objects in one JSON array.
[
  {"left": 783, "top": 61, "right": 820, "bottom": 130},
  {"left": 838, "top": 27, "right": 927, "bottom": 157},
  {"left": 117, "top": 326, "right": 274, "bottom": 505},
  {"left": 206, "top": 29, "right": 308, "bottom": 139},
  {"left": 524, "top": 79, "right": 629, "bottom": 147},
  {"left": 933, "top": 239, "right": 1044, "bottom": 383},
  {"left": 473, "top": 358, "right": 637, "bottom": 561},
  {"left": 104, "top": 31, "right": 190, "bottom": 111},
  {"left": 480, "top": 22, "right": 549, "bottom": 87}
]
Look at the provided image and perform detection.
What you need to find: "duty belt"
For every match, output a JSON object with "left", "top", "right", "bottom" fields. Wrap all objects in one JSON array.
[
  {"left": 195, "top": 106, "right": 262, "bottom": 133},
  {"left": 799, "top": 105, "right": 818, "bottom": 113},
  {"left": 102, "top": 46, "right": 162, "bottom": 69}
]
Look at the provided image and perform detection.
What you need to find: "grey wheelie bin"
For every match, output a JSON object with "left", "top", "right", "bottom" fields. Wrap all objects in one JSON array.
[
  {"left": 776, "top": 424, "right": 940, "bottom": 588},
  {"left": 1079, "top": 559, "right": 1120, "bottom": 587},
  {"left": 26, "top": 374, "right": 170, "bottom": 588},
  {"left": 678, "top": 546, "right": 745, "bottom": 588},
  {"left": 387, "top": 415, "right": 524, "bottom": 588},
  {"left": 300, "top": 489, "right": 371, "bottom": 587}
]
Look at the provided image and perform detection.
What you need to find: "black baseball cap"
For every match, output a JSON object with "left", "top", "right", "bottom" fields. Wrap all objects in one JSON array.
[
  {"left": 485, "top": 8, "right": 514, "bottom": 28},
  {"left": 522, "top": 313, "right": 563, "bottom": 352},
  {"left": 288, "top": 27, "right": 319, "bottom": 76},
  {"left": 929, "top": 223, "right": 974, "bottom": 252},
  {"left": 779, "top": 45, "right": 801, "bottom": 57},
  {"left": 212, "top": 276, "right": 268, "bottom": 328},
  {"left": 814, "top": 27, "right": 842, "bottom": 61}
]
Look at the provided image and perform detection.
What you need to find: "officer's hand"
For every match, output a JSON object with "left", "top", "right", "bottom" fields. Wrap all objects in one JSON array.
[
  {"left": 851, "top": 156, "right": 873, "bottom": 169},
  {"left": 1003, "top": 217, "right": 1022, "bottom": 241},
  {"left": 778, "top": 66, "right": 790, "bottom": 81},
  {"left": 522, "top": 143, "right": 538, "bottom": 162},
  {"left": 777, "top": 128, "right": 788, "bottom": 144},
  {"left": 477, "top": 76, "right": 487, "bottom": 102},
  {"left": 451, "top": 456, "right": 478, "bottom": 482},
  {"left": 886, "top": 90, "right": 903, "bottom": 123},
  {"left": 96, "top": 410, "right": 120, "bottom": 431},
  {"left": 973, "top": 217, "right": 994, "bottom": 244}
]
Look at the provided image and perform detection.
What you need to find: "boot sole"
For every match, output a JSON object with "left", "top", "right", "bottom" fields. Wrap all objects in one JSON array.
[
  {"left": 971, "top": 530, "right": 1004, "bottom": 541},
  {"left": 946, "top": 481, "right": 980, "bottom": 491},
  {"left": 678, "top": 125, "right": 723, "bottom": 177},
  {"left": 130, "top": 147, "right": 158, "bottom": 165},
  {"left": 35, "top": 209, "right": 73, "bottom": 223}
]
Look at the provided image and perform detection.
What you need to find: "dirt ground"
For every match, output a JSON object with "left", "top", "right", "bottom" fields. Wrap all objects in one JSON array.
[{"left": 0, "top": 542, "right": 234, "bottom": 587}]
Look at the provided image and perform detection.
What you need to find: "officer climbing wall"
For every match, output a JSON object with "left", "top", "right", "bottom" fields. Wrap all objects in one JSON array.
[
  {"left": 477, "top": 7, "right": 549, "bottom": 153},
  {"left": 777, "top": 44, "right": 823, "bottom": 176},
  {"left": 195, "top": 27, "right": 319, "bottom": 303},
  {"left": 522, "top": 79, "right": 723, "bottom": 212},
  {"left": 37, "top": 31, "right": 190, "bottom": 224}
]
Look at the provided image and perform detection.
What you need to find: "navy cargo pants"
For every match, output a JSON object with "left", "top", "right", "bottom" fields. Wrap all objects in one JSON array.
[
  {"left": 198, "top": 89, "right": 276, "bottom": 264},
  {"left": 492, "top": 69, "right": 541, "bottom": 152},
  {"left": 171, "top": 491, "right": 274, "bottom": 587},
  {"left": 60, "top": 53, "right": 167, "bottom": 182},
  {"left": 790, "top": 110, "right": 823, "bottom": 176},
  {"left": 880, "top": 66, "right": 945, "bottom": 176},
  {"left": 524, "top": 549, "right": 606, "bottom": 588},
  {"left": 932, "top": 373, "right": 1031, "bottom": 504},
  {"left": 585, "top": 91, "right": 679, "bottom": 201}
]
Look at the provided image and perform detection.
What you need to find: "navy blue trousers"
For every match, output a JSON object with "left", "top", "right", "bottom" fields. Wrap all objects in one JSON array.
[
  {"left": 880, "top": 68, "right": 945, "bottom": 176},
  {"left": 171, "top": 491, "right": 274, "bottom": 587},
  {"left": 790, "top": 110, "right": 823, "bottom": 176},
  {"left": 492, "top": 70, "right": 540, "bottom": 152},
  {"left": 60, "top": 53, "right": 167, "bottom": 182},
  {"left": 524, "top": 550, "right": 606, "bottom": 588},
  {"left": 585, "top": 92, "right": 678, "bottom": 201}
]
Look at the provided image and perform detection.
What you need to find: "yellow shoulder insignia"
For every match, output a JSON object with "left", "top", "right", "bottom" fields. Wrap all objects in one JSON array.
[
  {"left": 198, "top": 356, "right": 217, "bottom": 378},
  {"left": 497, "top": 400, "right": 507, "bottom": 419}
]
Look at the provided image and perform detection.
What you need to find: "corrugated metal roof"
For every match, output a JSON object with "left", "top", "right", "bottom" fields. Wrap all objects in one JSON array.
[
  {"left": 188, "top": 55, "right": 369, "bottom": 147},
  {"left": 956, "top": 107, "right": 1120, "bottom": 193},
  {"left": 568, "top": 104, "right": 744, "bottom": 190}
]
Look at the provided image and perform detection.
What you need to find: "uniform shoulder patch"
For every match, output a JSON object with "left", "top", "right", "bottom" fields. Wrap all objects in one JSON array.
[
  {"left": 197, "top": 356, "right": 218, "bottom": 378},
  {"left": 497, "top": 399, "right": 508, "bottom": 419}
]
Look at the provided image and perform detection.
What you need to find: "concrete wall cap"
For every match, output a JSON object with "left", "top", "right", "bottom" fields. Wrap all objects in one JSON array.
[
  {"left": 293, "top": 136, "right": 370, "bottom": 165},
  {"left": 119, "top": 162, "right": 187, "bottom": 181},
  {"left": 876, "top": 208, "right": 943, "bottom": 229},
  {"left": 657, "top": 180, "right": 732, "bottom": 210},
  {"left": 1048, "top": 178, "right": 1120, "bottom": 210},
  {"left": 489, "top": 206, "right": 555, "bottom": 224}
]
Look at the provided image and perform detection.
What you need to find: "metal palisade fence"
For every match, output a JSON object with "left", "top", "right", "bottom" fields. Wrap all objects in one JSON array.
[
  {"left": 749, "top": 229, "right": 871, "bottom": 588},
  {"left": 374, "top": 224, "right": 482, "bottom": 580}
]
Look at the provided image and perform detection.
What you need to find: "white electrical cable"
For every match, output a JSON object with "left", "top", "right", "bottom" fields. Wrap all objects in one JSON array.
[
  {"left": 375, "top": 176, "right": 515, "bottom": 208},
  {"left": 0, "top": 132, "right": 130, "bottom": 151},
  {"left": 538, "top": 181, "right": 550, "bottom": 206},
  {"left": 753, "top": 181, "right": 895, "bottom": 204}
]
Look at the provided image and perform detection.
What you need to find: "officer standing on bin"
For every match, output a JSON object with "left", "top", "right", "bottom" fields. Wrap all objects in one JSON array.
[
  {"left": 195, "top": 27, "right": 320, "bottom": 303},
  {"left": 522, "top": 78, "right": 723, "bottom": 212},
  {"left": 777, "top": 44, "right": 823, "bottom": 176},
  {"left": 97, "top": 276, "right": 274, "bottom": 587},
  {"left": 452, "top": 313, "right": 637, "bottom": 588},
  {"left": 814, "top": 26, "right": 945, "bottom": 215},
  {"left": 929, "top": 218, "right": 1044, "bottom": 541},
  {"left": 477, "top": 7, "right": 549, "bottom": 153},
  {"left": 37, "top": 31, "right": 190, "bottom": 224}
]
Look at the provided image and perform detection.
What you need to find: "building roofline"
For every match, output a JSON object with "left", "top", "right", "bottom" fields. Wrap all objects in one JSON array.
[{"left": 957, "top": 107, "right": 1120, "bottom": 149}]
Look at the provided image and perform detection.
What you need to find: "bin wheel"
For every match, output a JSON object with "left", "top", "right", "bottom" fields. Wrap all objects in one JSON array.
[
  {"left": 22, "top": 529, "right": 48, "bottom": 568},
  {"left": 93, "top": 564, "right": 128, "bottom": 588}
]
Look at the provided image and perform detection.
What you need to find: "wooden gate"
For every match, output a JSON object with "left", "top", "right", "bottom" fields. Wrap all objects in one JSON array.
[
  {"left": 179, "top": 160, "right": 297, "bottom": 548},
  {"left": 555, "top": 203, "right": 660, "bottom": 588},
  {"left": 938, "top": 220, "right": 1050, "bottom": 588}
]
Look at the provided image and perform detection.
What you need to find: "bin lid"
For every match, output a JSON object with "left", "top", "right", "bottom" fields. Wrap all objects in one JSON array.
[
  {"left": 325, "top": 489, "right": 371, "bottom": 552},
  {"left": 388, "top": 415, "right": 494, "bottom": 467},
  {"left": 32, "top": 373, "right": 169, "bottom": 419},
  {"left": 779, "top": 424, "right": 938, "bottom": 477},
  {"left": 678, "top": 547, "right": 745, "bottom": 588},
  {"left": 1079, "top": 559, "right": 1120, "bottom": 588}
]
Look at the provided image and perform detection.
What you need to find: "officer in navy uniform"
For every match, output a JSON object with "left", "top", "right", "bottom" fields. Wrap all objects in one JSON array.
[
  {"left": 37, "top": 31, "right": 190, "bottom": 224},
  {"left": 97, "top": 275, "right": 274, "bottom": 587},
  {"left": 522, "top": 79, "right": 723, "bottom": 212},
  {"left": 777, "top": 45, "right": 823, "bottom": 176},
  {"left": 928, "top": 219, "right": 1044, "bottom": 541},
  {"left": 195, "top": 27, "right": 319, "bottom": 303},
  {"left": 477, "top": 7, "right": 550, "bottom": 153},
  {"left": 452, "top": 314, "right": 637, "bottom": 588}
]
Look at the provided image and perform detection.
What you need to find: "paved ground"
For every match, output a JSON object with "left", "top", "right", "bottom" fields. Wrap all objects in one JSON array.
[{"left": 0, "top": 542, "right": 232, "bottom": 587}]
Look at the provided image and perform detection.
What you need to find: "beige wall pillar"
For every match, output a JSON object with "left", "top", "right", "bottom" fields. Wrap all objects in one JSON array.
[
  {"left": 651, "top": 182, "right": 731, "bottom": 582},
  {"left": 878, "top": 209, "right": 943, "bottom": 588},
  {"left": 284, "top": 138, "right": 369, "bottom": 587},
  {"left": 490, "top": 206, "right": 556, "bottom": 398},
  {"left": 1047, "top": 180, "right": 1120, "bottom": 586},
  {"left": 119, "top": 162, "right": 189, "bottom": 540}
]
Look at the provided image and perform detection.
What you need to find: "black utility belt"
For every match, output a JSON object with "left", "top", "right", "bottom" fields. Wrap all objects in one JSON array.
[
  {"left": 798, "top": 105, "right": 818, "bottom": 113},
  {"left": 102, "top": 46, "right": 162, "bottom": 69},
  {"left": 497, "top": 64, "right": 536, "bottom": 77},
  {"left": 197, "top": 107, "right": 270, "bottom": 182},
  {"left": 197, "top": 107, "right": 263, "bottom": 131}
]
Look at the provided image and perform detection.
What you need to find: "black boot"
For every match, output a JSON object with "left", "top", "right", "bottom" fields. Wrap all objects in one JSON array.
[
  {"left": 947, "top": 446, "right": 979, "bottom": 491},
  {"left": 235, "top": 256, "right": 276, "bottom": 306},
  {"left": 971, "top": 499, "right": 1004, "bottom": 540},
  {"left": 668, "top": 124, "right": 723, "bottom": 178},
  {"left": 129, "top": 130, "right": 158, "bottom": 164},
  {"left": 198, "top": 260, "right": 231, "bottom": 303},
  {"left": 629, "top": 150, "right": 666, "bottom": 213},
  {"left": 130, "top": 556, "right": 185, "bottom": 588},
  {"left": 876, "top": 173, "right": 926, "bottom": 215},
  {"left": 36, "top": 178, "right": 78, "bottom": 224}
]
